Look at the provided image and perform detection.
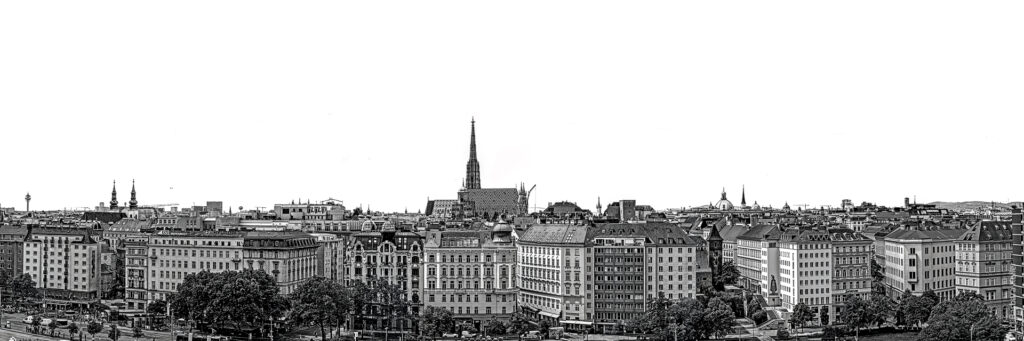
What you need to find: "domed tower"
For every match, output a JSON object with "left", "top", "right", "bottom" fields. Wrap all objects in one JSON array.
[
  {"left": 109, "top": 180, "right": 119, "bottom": 209},
  {"left": 129, "top": 179, "right": 138, "bottom": 209}
]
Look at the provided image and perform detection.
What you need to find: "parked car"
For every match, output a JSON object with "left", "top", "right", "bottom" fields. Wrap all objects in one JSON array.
[
  {"left": 442, "top": 333, "right": 459, "bottom": 338},
  {"left": 22, "top": 316, "right": 34, "bottom": 324},
  {"left": 460, "top": 331, "right": 477, "bottom": 339},
  {"left": 40, "top": 319, "right": 54, "bottom": 327},
  {"left": 522, "top": 331, "right": 541, "bottom": 341}
]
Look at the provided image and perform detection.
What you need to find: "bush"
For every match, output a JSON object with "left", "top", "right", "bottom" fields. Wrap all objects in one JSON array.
[
  {"left": 776, "top": 328, "right": 790, "bottom": 340},
  {"left": 752, "top": 310, "right": 768, "bottom": 325}
]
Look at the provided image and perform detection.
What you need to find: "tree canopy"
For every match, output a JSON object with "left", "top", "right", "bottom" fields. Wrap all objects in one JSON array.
[
  {"left": 625, "top": 296, "right": 735, "bottom": 340},
  {"left": 419, "top": 306, "right": 455, "bottom": 339},
  {"left": 169, "top": 269, "right": 288, "bottom": 333},
  {"left": 918, "top": 292, "right": 1007, "bottom": 341},
  {"left": 291, "top": 277, "right": 351, "bottom": 341}
]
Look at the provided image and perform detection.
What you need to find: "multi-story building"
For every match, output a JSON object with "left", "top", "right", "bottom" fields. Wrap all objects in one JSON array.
[
  {"left": 242, "top": 232, "right": 319, "bottom": 295},
  {"left": 22, "top": 228, "right": 102, "bottom": 309},
  {"left": 423, "top": 223, "right": 517, "bottom": 329},
  {"left": 1010, "top": 207, "right": 1023, "bottom": 338},
  {"left": 147, "top": 231, "right": 245, "bottom": 302},
  {"left": 779, "top": 229, "right": 833, "bottom": 325},
  {"left": 883, "top": 228, "right": 964, "bottom": 300},
  {"left": 516, "top": 224, "right": 589, "bottom": 329},
  {"left": 345, "top": 221, "right": 424, "bottom": 330},
  {"left": 583, "top": 223, "right": 701, "bottom": 332},
  {"left": 124, "top": 240, "right": 150, "bottom": 311},
  {"left": 311, "top": 233, "right": 346, "bottom": 282},
  {"left": 0, "top": 226, "right": 28, "bottom": 284},
  {"left": 955, "top": 221, "right": 1013, "bottom": 320},
  {"left": 829, "top": 229, "right": 873, "bottom": 322},
  {"left": 736, "top": 225, "right": 782, "bottom": 295},
  {"left": 586, "top": 224, "right": 646, "bottom": 332},
  {"left": 273, "top": 200, "right": 346, "bottom": 221}
]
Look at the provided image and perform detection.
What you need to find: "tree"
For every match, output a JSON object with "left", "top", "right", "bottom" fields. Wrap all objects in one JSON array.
[
  {"left": 789, "top": 303, "right": 814, "bottom": 333},
  {"left": 419, "top": 306, "right": 455, "bottom": 340},
  {"left": 170, "top": 270, "right": 288, "bottom": 335},
  {"left": 108, "top": 323, "right": 121, "bottom": 341},
  {"left": 900, "top": 295, "right": 933, "bottom": 329},
  {"left": 87, "top": 321, "right": 104, "bottom": 340},
  {"left": 31, "top": 317, "right": 41, "bottom": 333},
  {"left": 919, "top": 292, "right": 1007, "bottom": 341},
  {"left": 696, "top": 297, "right": 736, "bottom": 339},
  {"left": 69, "top": 323, "right": 80, "bottom": 341},
  {"left": 132, "top": 326, "right": 145, "bottom": 339},
  {"left": 8, "top": 274, "right": 39, "bottom": 309},
  {"left": 508, "top": 312, "right": 532, "bottom": 340},
  {"left": 147, "top": 299, "right": 167, "bottom": 328},
  {"left": 776, "top": 328, "right": 790, "bottom": 339},
  {"left": 839, "top": 296, "right": 873, "bottom": 340},
  {"left": 870, "top": 259, "right": 884, "bottom": 282},
  {"left": 482, "top": 320, "right": 506, "bottom": 336},
  {"left": 291, "top": 277, "right": 342, "bottom": 341},
  {"left": 714, "top": 261, "right": 741, "bottom": 289},
  {"left": 350, "top": 280, "right": 372, "bottom": 330},
  {"left": 921, "top": 289, "right": 940, "bottom": 305},
  {"left": 538, "top": 320, "right": 552, "bottom": 339},
  {"left": 371, "top": 276, "right": 412, "bottom": 332}
]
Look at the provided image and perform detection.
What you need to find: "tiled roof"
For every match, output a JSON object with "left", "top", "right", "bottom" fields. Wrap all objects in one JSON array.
[
  {"left": 718, "top": 225, "right": 749, "bottom": 242},
  {"left": 738, "top": 224, "right": 782, "bottom": 241},
  {"left": 958, "top": 221, "right": 1012, "bottom": 242},
  {"left": 885, "top": 228, "right": 966, "bottom": 241},
  {"left": 519, "top": 224, "right": 589, "bottom": 244}
]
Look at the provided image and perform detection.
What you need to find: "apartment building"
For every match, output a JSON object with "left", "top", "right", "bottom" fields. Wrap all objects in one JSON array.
[
  {"left": 242, "top": 232, "right": 319, "bottom": 295},
  {"left": 516, "top": 224, "right": 589, "bottom": 328},
  {"left": 736, "top": 225, "right": 782, "bottom": 295},
  {"left": 955, "top": 221, "right": 1013, "bottom": 320},
  {"left": 423, "top": 223, "right": 517, "bottom": 328},
  {"left": 311, "top": 233, "right": 346, "bottom": 282},
  {"left": 645, "top": 224, "right": 701, "bottom": 301},
  {"left": 779, "top": 229, "right": 833, "bottom": 325},
  {"left": 829, "top": 229, "right": 873, "bottom": 320},
  {"left": 586, "top": 224, "right": 646, "bottom": 332},
  {"left": 22, "top": 228, "right": 102, "bottom": 309},
  {"left": 883, "top": 228, "right": 964, "bottom": 300},
  {"left": 345, "top": 222, "right": 424, "bottom": 330},
  {"left": 147, "top": 231, "right": 245, "bottom": 301},
  {"left": 124, "top": 240, "right": 149, "bottom": 311}
]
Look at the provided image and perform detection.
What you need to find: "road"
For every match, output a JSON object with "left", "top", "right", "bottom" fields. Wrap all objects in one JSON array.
[{"left": 1, "top": 312, "right": 171, "bottom": 341}]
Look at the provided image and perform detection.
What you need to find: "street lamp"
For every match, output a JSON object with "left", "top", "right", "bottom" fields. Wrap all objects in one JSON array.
[{"left": 970, "top": 321, "right": 979, "bottom": 341}]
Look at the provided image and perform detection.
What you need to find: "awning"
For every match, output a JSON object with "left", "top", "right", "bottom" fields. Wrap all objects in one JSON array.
[
  {"left": 559, "top": 321, "right": 593, "bottom": 326},
  {"left": 538, "top": 311, "right": 560, "bottom": 318}
]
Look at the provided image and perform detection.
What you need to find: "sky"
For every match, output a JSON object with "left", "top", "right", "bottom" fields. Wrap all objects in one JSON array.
[{"left": 1, "top": 1, "right": 1022, "bottom": 213}]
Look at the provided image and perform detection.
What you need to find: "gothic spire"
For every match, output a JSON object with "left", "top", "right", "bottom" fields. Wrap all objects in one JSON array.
[
  {"left": 465, "top": 118, "right": 482, "bottom": 189},
  {"left": 741, "top": 185, "right": 746, "bottom": 206},
  {"left": 129, "top": 179, "right": 138, "bottom": 209},
  {"left": 110, "top": 180, "right": 119, "bottom": 209}
]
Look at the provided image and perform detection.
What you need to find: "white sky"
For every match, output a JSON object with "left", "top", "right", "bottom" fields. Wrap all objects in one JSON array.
[{"left": 1, "top": 1, "right": 1022, "bottom": 213}]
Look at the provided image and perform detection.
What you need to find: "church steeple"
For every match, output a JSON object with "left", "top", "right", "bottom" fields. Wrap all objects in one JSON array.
[
  {"left": 129, "top": 179, "right": 138, "bottom": 209},
  {"left": 720, "top": 187, "right": 727, "bottom": 200},
  {"left": 110, "top": 180, "right": 119, "bottom": 209},
  {"left": 465, "top": 118, "right": 481, "bottom": 190}
]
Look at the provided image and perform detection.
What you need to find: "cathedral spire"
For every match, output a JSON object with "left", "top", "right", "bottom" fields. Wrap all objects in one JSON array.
[
  {"left": 110, "top": 180, "right": 119, "bottom": 209},
  {"left": 741, "top": 185, "right": 746, "bottom": 206},
  {"left": 465, "top": 118, "right": 482, "bottom": 190}
]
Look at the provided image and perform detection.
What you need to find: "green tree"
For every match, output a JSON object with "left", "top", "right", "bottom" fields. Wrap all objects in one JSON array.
[
  {"left": 108, "top": 323, "right": 121, "bottom": 341},
  {"left": 147, "top": 299, "right": 168, "bottom": 328},
  {"left": 918, "top": 292, "right": 1007, "bottom": 341},
  {"left": 8, "top": 274, "right": 39, "bottom": 309},
  {"left": 900, "top": 295, "right": 933, "bottom": 329},
  {"left": 508, "top": 312, "right": 532, "bottom": 340},
  {"left": 87, "top": 321, "right": 104, "bottom": 340},
  {"left": 372, "top": 276, "right": 412, "bottom": 332},
  {"left": 870, "top": 259, "right": 884, "bottom": 282},
  {"left": 419, "top": 306, "right": 455, "bottom": 340},
  {"left": 696, "top": 297, "right": 736, "bottom": 339},
  {"left": 31, "top": 317, "right": 41, "bottom": 333},
  {"left": 349, "top": 280, "right": 372, "bottom": 330},
  {"left": 839, "top": 296, "right": 872, "bottom": 340},
  {"left": 789, "top": 303, "right": 814, "bottom": 333},
  {"left": 713, "top": 261, "right": 741, "bottom": 289},
  {"left": 482, "top": 320, "right": 506, "bottom": 336},
  {"left": 132, "top": 326, "right": 145, "bottom": 339},
  {"left": 169, "top": 271, "right": 218, "bottom": 333},
  {"left": 331, "top": 284, "right": 353, "bottom": 335},
  {"left": 69, "top": 323, "right": 80, "bottom": 341},
  {"left": 291, "top": 277, "right": 343, "bottom": 341},
  {"left": 776, "top": 328, "right": 790, "bottom": 339}
]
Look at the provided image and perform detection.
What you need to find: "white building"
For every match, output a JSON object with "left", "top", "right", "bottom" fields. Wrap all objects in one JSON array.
[
  {"left": 516, "top": 224, "right": 589, "bottom": 328},
  {"left": 779, "top": 229, "right": 833, "bottom": 325},
  {"left": 883, "top": 228, "right": 964, "bottom": 300},
  {"left": 146, "top": 231, "right": 245, "bottom": 301},
  {"left": 22, "top": 228, "right": 102, "bottom": 309}
]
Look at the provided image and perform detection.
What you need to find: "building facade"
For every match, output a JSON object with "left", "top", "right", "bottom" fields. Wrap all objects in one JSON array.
[
  {"left": 516, "top": 224, "right": 589, "bottom": 329},
  {"left": 883, "top": 229, "right": 963, "bottom": 300},
  {"left": 955, "top": 221, "right": 1013, "bottom": 320},
  {"left": 345, "top": 222, "right": 424, "bottom": 330},
  {"left": 423, "top": 224, "right": 517, "bottom": 329},
  {"left": 22, "top": 228, "right": 102, "bottom": 309},
  {"left": 242, "top": 232, "right": 319, "bottom": 296},
  {"left": 146, "top": 231, "right": 245, "bottom": 302},
  {"left": 779, "top": 229, "right": 833, "bottom": 325},
  {"left": 829, "top": 229, "right": 873, "bottom": 322}
]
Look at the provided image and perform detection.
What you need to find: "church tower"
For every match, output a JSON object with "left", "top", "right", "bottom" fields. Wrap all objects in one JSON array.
[
  {"left": 129, "top": 179, "right": 138, "bottom": 209},
  {"left": 465, "top": 118, "right": 481, "bottom": 190},
  {"left": 708, "top": 224, "right": 724, "bottom": 286},
  {"left": 110, "top": 180, "right": 119, "bottom": 209}
]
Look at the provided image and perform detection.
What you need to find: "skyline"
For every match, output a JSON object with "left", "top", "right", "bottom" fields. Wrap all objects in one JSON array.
[{"left": 2, "top": 1, "right": 1022, "bottom": 212}]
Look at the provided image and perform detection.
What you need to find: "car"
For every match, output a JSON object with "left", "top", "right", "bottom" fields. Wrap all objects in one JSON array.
[
  {"left": 22, "top": 316, "right": 34, "bottom": 324},
  {"left": 40, "top": 319, "right": 54, "bottom": 327},
  {"left": 522, "top": 331, "right": 541, "bottom": 341},
  {"left": 442, "top": 333, "right": 459, "bottom": 338},
  {"left": 460, "top": 331, "right": 477, "bottom": 339}
]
